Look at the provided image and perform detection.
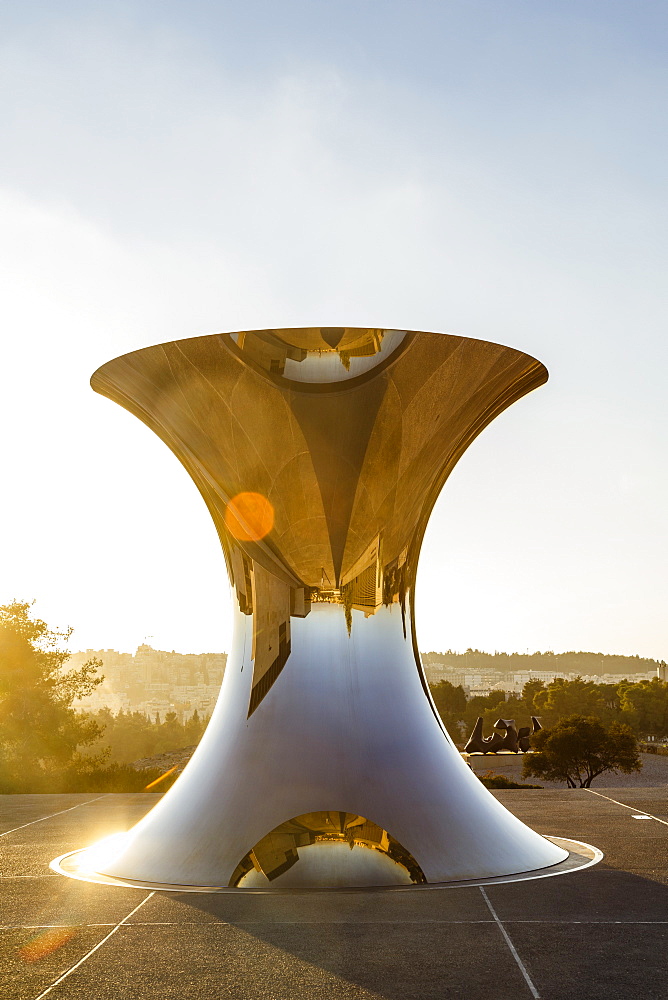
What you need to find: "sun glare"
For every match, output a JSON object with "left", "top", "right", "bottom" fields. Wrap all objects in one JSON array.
[
  {"left": 224, "top": 492, "right": 274, "bottom": 542},
  {"left": 75, "top": 832, "right": 129, "bottom": 875}
]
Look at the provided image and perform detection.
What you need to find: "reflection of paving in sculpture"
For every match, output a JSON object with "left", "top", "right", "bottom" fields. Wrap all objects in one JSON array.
[
  {"left": 75, "top": 326, "right": 571, "bottom": 889},
  {"left": 465, "top": 716, "right": 543, "bottom": 754}
]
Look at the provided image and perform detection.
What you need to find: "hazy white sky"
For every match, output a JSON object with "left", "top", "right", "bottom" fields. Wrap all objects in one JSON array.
[{"left": 1, "top": 1, "right": 666, "bottom": 658}]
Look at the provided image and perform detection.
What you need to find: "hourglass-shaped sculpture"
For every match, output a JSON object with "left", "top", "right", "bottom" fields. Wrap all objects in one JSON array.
[{"left": 53, "top": 327, "right": 597, "bottom": 890}]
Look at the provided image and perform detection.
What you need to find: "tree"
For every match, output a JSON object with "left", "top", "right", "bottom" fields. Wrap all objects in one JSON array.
[
  {"left": 88, "top": 708, "right": 158, "bottom": 764},
  {"left": 0, "top": 600, "right": 105, "bottom": 787},
  {"left": 184, "top": 708, "right": 205, "bottom": 745},
  {"left": 431, "top": 681, "right": 467, "bottom": 738},
  {"left": 618, "top": 678, "right": 668, "bottom": 737},
  {"left": 156, "top": 710, "right": 182, "bottom": 753},
  {"left": 462, "top": 689, "right": 507, "bottom": 733},
  {"left": 521, "top": 679, "right": 545, "bottom": 715},
  {"left": 521, "top": 714, "right": 641, "bottom": 788},
  {"left": 533, "top": 677, "right": 613, "bottom": 727}
]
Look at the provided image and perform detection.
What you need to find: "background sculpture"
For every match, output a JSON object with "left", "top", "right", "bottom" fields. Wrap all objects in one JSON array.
[
  {"left": 56, "top": 327, "right": 571, "bottom": 889},
  {"left": 464, "top": 717, "right": 543, "bottom": 754}
]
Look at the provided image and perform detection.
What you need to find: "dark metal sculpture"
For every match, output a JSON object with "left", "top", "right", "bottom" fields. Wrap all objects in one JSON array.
[
  {"left": 518, "top": 717, "right": 542, "bottom": 753},
  {"left": 464, "top": 716, "right": 542, "bottom": 754}
]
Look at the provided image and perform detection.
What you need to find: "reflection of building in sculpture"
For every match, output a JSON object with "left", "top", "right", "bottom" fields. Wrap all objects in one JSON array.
[
  {"left": 230, "top": 811, "right": 426, "bottom": 888},
  {"left": 71, "top": 326, "right": 574, "bottom": 890},
  {"left": 229, "top": 327, "right": 391, "bottom": 379}
]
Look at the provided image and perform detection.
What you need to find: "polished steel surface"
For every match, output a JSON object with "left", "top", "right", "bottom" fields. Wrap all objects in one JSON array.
[
  {"left": 51, "top": 836, "right": 602, "bottom": 892},
  {"left": 77, "top": 326, "right": 568, "bottom": 888}
]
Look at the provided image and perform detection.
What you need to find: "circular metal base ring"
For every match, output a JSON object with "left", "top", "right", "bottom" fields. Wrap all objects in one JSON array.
[{"left": 50, "top": 836, "right": 602, "bottom": 893}]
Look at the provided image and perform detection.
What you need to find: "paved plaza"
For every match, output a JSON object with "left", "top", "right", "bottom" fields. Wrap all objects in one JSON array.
[{"left": 1, "top": 788, "right": 667, "bottom": 999}]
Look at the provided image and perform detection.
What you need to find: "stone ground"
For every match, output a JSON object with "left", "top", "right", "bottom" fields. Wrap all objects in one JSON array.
[
  {"left": 1, "top": 787, "right": 667, "bottom": 1000},
  {"left": 130, "top": 746, "right": 197, "bottom": 774}
]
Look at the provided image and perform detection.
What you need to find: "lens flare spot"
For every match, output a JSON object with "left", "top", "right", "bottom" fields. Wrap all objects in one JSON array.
[
  {"left": 225, "top": 492, "right": 274, "bottom": 542},
  {"left": 20, "top": 927, "right": 76, "bottom": 963},
  {"left": 144, "top": 765, "right": 178, "bottom": 790}
]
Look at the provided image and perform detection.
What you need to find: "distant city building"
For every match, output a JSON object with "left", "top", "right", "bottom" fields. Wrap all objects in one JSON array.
[
  {"left": 421, "top": 658, "right": 656, "bottom": 697},
  {"left": 69, "top": 645, "right": 227, "bottom": 719},
  {"left": 421, "top": 662, "right": 464, "bottom": 685},
  {"left": 72, "top": 646, "right": 660, "bottom": 718}
]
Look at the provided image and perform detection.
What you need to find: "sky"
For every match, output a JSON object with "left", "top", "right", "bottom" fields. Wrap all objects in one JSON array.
[{"left": 1, "top": 1, "right": 666, "bottom": 658}]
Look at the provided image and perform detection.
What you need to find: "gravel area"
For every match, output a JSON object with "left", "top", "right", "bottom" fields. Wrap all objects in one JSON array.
[{"left": 465, "top": 750, "right": 668, "bottom": 788}]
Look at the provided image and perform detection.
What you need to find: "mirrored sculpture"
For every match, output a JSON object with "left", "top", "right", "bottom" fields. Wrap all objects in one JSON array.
[{"left": 51, "top": 327, "right": 597, "bottom": 889}]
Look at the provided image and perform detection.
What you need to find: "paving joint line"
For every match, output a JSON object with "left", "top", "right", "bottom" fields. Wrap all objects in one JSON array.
[
  {"left": 585, "top": 788, "right": 668, "bottom": 826},
  {"left": 0, "top": 875, "right": 60, "bottom": 879},
  {"left": 480, "top": 887, "right": 541, "bottom": 999},
  {"left": 4, "top": 919, "right": 668, "bottom": 930},
  {"left": 31, "top": 892, "right": 154, "bottom": 1000},
  {"left": 0, "top": 796, "right": 108, "bottom": 838}
]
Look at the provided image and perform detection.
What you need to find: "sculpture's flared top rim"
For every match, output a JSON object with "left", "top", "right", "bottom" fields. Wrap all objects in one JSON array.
[{"left": 91, "top": 326, "right": 548, "bottom": 391}]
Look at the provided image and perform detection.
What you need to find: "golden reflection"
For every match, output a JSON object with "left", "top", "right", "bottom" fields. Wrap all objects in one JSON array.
[
  {"left": 228, "top": 327, "right": 404, "bottom": 383},
  {"left": 230, "top": 811, "right": 426, "bottom": 887},
  {"left": 225, "top": 492, "right": 275, "bottom": 542},
  {"left": 19, "top": 927, "right": 76, "bottom": 963},
  {"left": 92, "top": 327, "right": 547, "bottom": 718}
]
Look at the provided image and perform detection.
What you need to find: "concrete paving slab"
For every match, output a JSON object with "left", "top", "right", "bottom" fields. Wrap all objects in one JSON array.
[
  {"left": 585, "top": 787, "right": 668, "bottom": 821},
  {"left": 1, "top": 789, "right": 666, "bottom": 1000},
  {"left": 0, "top": 795, "right": 156, "bottom": 847},
  {"left": 52, "top": 921, "right": 524, "bottom": 1000},
  {"left": 0, "top": 796, "right": 106, "bottom": 837},
  {"left": 1, "top": 927, "right": 108, "bottom": 1000},
  {"left": 494, "top": 789, "right": 668, "bottom": 883},
  {"left": 482, "top": 868, "right": 668, "bottom": 923},
  {"left": 509, "top": 922, "right": 668, "bottom": 1000},
  {"left": 140, "top": 881, "right": 491, "bottom": 925},
  {"left": 0, "top": 877, "right": 148, "bottom": 928}
]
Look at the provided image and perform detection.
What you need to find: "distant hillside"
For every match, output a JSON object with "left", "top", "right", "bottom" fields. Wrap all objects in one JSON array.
[{"left": 420, "top": 649, "right": 666, "bottom": 676}]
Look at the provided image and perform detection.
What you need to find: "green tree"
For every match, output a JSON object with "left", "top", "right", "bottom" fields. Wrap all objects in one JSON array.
[
  {"left": 156, "top": 710, "right": 182, "bottom": 753},
  {"left": 88, "top": 709, "right": 158, "bottom": 764},
  {"left": 0, "top": 600, "right": 105, "bottom": 787},
  {"left": 533, "top": 677, "right": 613, "bottom": 727},
  {"left": 184, "top": 708, "right": 205, "bottom": 745},
  {"left": 477, "top": 696, "right": 533, "bottom": 739},
  {"left": 521, "top": 679, "right": 545, "bottom": 715},
  {"left": 430, "top": 681, "right": 467, "bottom": 738},
  {"left": 462, "top": 689, "right": 507, "bottom": 733},
  {"left": 84, "top": 707, "right": 211, "bottom": 764},
  {"left": 618, "top": 678, "right": 668, "bottom": 737},
  {"left": 521, "top": 715, "right": 641, "bottom": 788}
]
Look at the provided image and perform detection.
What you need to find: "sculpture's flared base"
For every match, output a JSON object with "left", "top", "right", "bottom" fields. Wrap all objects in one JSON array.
[
  {"left": 78, "top": 604, "right": 570, "bottom": 888},
  {"left": 50, "top": 836, "right": 602, "bottom": 893}
]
